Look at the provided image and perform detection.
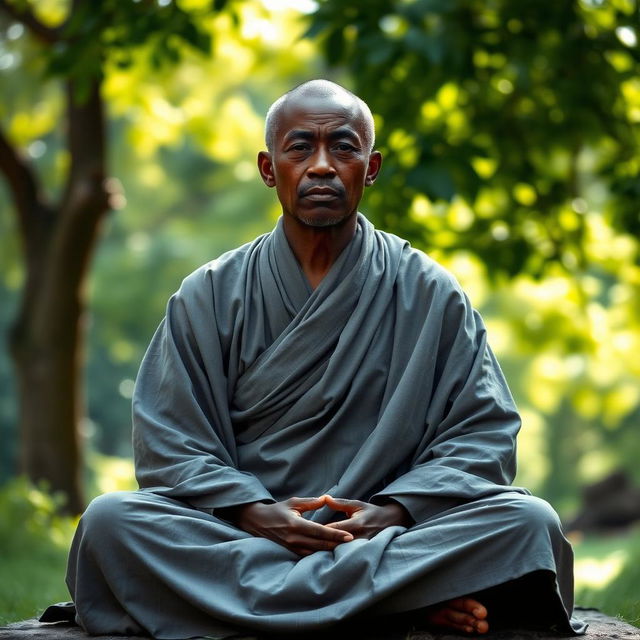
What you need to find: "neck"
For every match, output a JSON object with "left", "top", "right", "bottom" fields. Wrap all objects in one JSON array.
[{"left": 282, "top": 214, "right": 358, "bottom": 289}]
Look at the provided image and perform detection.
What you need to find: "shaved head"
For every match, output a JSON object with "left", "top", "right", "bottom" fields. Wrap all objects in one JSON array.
[{"left": 265, "top": 80, "right": 375, "bottom": 153}]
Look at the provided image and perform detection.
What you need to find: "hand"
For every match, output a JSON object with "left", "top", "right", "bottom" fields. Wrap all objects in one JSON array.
[
  {"left": 323, "top": 495, "right": 413, "bottom": 539},
  {"left": 222, "top": 497, "right": 353, "bottom": 556}
]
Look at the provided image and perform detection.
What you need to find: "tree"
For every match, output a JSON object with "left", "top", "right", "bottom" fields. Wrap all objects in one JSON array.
[
  {"left": 0, "top": 0, "right": 217, "bottom": 512},
  {"left": 309, "top": 0, "right": 640, "bottom": 277}
]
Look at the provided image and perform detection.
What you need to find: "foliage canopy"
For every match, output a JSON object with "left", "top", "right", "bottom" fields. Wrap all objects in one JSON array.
[{"left": 309, "top": 0, "right": 640, "bottom": 277}]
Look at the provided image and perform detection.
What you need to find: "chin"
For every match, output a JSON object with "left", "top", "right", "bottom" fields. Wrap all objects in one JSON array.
[{"left": 294, "top": 210, "right": 354, "bottom": 228}]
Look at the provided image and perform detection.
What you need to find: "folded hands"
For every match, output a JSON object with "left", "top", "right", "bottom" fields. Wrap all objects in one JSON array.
[{"left": 218, "top": 494, "right": 412, "bottom": 556}]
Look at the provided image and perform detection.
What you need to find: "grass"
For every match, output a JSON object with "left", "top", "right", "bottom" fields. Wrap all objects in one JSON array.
[
  {"left": 572, "top": 527, "right": 640, "bottom": 627},
  {"left": 0, "top": 478, "right": 76, "bottom": 625},
  {"left": 0, "top": 456, "right": 136, "bottom": 625},
  {"left": 0, "top": 475, "right": 639, "bottom": 627}
]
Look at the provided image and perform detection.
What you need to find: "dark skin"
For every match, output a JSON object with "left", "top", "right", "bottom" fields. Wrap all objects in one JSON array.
[
  {"left": 219, "top": 494, "right": 412, "bottom": 557},
  {"left": 257, "top": 90, "right": 381, "bottom": 288},
  {"left": 223, "top": 85, "right": 491, "bottom": 634}
]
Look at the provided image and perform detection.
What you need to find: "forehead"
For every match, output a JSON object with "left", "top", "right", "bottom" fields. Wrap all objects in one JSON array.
[{"left": 274, "top": 93, "right": 366, "bottom": 141}]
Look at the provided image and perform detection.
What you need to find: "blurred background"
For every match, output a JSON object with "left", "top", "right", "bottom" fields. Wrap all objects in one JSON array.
[{"left": 1, "top": 0, "right": 639, "bottom": 628}]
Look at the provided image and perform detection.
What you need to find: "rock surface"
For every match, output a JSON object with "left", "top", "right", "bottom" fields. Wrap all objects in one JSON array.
[{"left": 1, "top": 609, "right": 637, "bottom": 640}]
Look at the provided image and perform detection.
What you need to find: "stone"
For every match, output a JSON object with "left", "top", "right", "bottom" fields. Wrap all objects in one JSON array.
[
  {"left": 0, "top": 609, "right": 638, "bottom": 640},
  {"left": 567, "top": 471, "right": 640, "bottom": 533}
]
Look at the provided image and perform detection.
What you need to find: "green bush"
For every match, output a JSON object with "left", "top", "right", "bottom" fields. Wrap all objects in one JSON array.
[
  {"left": 0, "top": 478, "right": 76, "bottom": 624},
  {"left": 0, "top": 455, "right": 136, "bottom": 624}
]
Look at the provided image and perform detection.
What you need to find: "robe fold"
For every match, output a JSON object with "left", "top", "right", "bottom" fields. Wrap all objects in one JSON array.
[{"left": 67, "top": 214, "right": 586, "bottom": 638}]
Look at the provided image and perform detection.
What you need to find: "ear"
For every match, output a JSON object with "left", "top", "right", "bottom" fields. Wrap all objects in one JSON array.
[
  {"left": 257, "top": 151, "right": 276, "bottom": 188},
  {"left": 364, "top": 151, "right": 382, "bottom": 187}
]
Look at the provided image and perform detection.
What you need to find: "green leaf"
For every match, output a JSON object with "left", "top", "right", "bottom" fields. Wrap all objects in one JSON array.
[
  {"left": 407, "top": 162, "right": 456, "bottom": 201},
  {"left": 324, "top": 28, "right": 346, "bottom": 66}
]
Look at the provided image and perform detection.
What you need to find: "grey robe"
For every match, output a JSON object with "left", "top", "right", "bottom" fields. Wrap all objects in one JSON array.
[{"left": 67, "top": 214, "right": 585, "bottom": 638}]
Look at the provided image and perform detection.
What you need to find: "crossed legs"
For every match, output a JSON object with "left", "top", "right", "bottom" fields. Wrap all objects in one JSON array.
[{"left": 425, "top": 570, "right": 568, "bottom": 634}]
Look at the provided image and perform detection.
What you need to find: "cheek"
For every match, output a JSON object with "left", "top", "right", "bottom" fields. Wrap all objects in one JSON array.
[
  {"left": 346, "top": 166, "right": 367, "bottom": 185},
  {"left": 275, "top": 169, "right": 300, "bottom": 190},
  {"left": 346, "top": 172, "right": 367, "bottom": 195},
  {"left": 275, "top": 184, "right": 296, "bottom": 205}
]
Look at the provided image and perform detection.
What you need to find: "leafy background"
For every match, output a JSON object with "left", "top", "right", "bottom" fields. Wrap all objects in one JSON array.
[{"left": 0, "top": 0, "right": 638, "bottom": 627}]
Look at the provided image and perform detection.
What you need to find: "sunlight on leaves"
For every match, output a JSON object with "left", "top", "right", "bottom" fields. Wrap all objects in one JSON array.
[
  {"left": 575, "top": 550, "right": 627, "bottom": 589},
  {"left": 90, "top": 454, "right": 137, "bottom": 495},
  {"left": 514, "top": 409, "right": 549, "bottom": 489}
]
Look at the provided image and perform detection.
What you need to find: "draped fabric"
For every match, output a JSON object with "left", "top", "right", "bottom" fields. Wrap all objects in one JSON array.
[{"left": 66, "top": 214, "right": 586, "bottom": 638}]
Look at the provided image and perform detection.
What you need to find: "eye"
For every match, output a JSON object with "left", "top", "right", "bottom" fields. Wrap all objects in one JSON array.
[
  {"left": 335, "top": 143, "right": 355, "bottom": 151},
  {"left": 287, "top": 142, "right": 310, "bottom": 152}
]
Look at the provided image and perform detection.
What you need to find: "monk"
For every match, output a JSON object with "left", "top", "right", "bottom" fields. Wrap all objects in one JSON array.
[{"left": 63, "top": 80, "right": 586, "bottom": 638}]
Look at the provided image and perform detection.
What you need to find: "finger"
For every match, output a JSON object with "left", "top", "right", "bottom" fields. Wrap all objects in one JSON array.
[
  {"left": 287, "top": 517, "right": 354, "bottom": 542},
  {"left": 290, "top": 545, "right": 331, "bottom": 557},
  {"left": 323, "top": 495, "right": 366, "bottom": 515},
  {"left": 287, "top": 496, "right": 326, "bottom": 513},
  {"left": 291, "top": 547, "right": 314, "bottom": 557},
  {"left": 325, "top": 518, "right": 361, "bottom": 533},
  {"left": 285, "top": 533, "right": 348, "bottom": 552},
  {"left": 326, "top": 517, "right": 380, "bottom": 540}
]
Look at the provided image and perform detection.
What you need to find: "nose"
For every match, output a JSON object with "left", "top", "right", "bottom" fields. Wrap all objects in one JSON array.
[{"left": 307, "top": 146, "right": 336, "bottom": 178}]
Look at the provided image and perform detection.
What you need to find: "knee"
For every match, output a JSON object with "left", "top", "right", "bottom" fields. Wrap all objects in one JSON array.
[
  {"left": 507, "top": 495, "right": 563, "bottom": 537},
  {"left": 79, "top": 491, "right": 136, "bottom": 543}
]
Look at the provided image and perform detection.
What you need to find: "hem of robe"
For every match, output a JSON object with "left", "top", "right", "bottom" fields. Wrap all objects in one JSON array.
[
  {"left": 108, "top": 559, "right": 586, "bottom": 640},
  {"left": 67, "top": 493, "right": 585, "bottom": 639}
]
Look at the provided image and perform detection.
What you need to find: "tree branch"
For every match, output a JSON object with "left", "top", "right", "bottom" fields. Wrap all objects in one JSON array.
[
  {"left": 0, "top": 124, "right": 45, "bottom": 240},
  {"left": 0, "top": 0, "right": 60, "bottom": 43},
  {"left": 49, "top": 79, "right": 110, "bottom": 305}
]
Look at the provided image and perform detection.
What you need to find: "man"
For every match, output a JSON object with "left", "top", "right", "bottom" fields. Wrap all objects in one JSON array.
[{"left": 65, "top": 80, "right": 585, "bottom": 638}]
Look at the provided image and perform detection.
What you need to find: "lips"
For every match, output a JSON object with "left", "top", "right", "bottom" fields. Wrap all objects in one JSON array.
[{"left": 301, "top": 186, "right": 340, "bottom": 201}]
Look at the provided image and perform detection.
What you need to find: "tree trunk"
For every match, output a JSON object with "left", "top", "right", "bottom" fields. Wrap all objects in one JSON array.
[
  {"left": 3, "top": 79, "right": 109, "bottom": 514},
  {"left": 10, "top": 290, "right": 86, "bottom": 514}
]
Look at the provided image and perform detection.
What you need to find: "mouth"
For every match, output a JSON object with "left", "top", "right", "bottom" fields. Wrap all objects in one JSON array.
[{"left": 301, "top": 186, "right": 340, "bottom": 201}]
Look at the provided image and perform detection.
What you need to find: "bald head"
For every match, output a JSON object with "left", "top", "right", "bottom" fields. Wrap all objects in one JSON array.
[{"left": 265, "top": 80, "right": 375, "bottom": 153}]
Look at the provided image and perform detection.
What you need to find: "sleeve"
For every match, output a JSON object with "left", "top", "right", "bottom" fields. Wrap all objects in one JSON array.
[
  {"left": 132, "top": 269, "right": 274, "bottom": 510},
  {"left": 370, "top": 275, "right": 530, "bottom": 524}
]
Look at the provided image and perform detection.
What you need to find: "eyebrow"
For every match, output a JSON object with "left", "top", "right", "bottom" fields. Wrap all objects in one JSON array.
[
  {"left": 283, "top": 130, "right": 314, "bottom": 143},
  {"left": 283, "top": 128, "right": 362, "bottom": 145},
  {"left": 329, "top": 128, "right": 361, "bottom": 143}
]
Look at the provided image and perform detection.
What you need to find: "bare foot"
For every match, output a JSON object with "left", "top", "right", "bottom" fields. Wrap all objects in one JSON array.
[{"left": 425, "top": 597, "right": 489, "bottom": 634}]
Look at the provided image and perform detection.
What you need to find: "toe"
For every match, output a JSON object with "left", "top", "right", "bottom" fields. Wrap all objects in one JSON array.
[
  {"left": 475, "top": 619, "right": 490, "bottom": 634},
  {"left": 425, "top": 598, "right": 491, "bottom": 635}
]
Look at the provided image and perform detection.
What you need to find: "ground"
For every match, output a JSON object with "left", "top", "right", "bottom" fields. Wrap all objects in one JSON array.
[{"left": 0, "top": 609, "right": 638, "bottom": 640}]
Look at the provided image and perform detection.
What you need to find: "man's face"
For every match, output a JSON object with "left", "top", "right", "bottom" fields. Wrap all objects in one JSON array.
[{"left": 258, "top": 93, "right": 381, "bottom": 228}]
